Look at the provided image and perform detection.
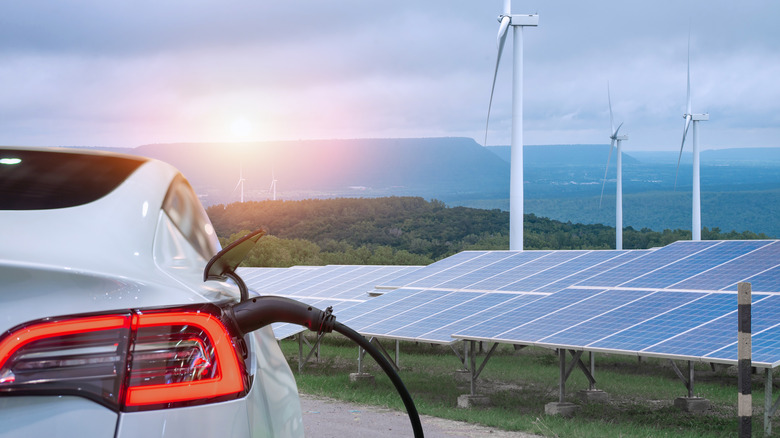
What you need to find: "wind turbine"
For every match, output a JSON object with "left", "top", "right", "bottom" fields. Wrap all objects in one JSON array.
[
  {"left": 269, "top": 170, "right": 278, "bottom": 201},
  {"left": 599, "top": 83, "right": 628, "bottom": 250},
  {"left": 484, "top": 0, "right": 538, "bottom": 251},
  {"left": 675, "top": 36, "right": 708, "bottom": 241},
  {"left": 232, "top": 166, "right": 246, "bottom": 203}
]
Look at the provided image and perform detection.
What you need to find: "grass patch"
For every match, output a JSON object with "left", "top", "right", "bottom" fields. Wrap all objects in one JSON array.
[{"left": 280, "top": 335, "right": 778, "bottom": 437}]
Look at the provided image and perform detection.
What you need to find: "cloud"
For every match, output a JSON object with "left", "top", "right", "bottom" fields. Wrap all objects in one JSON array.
[{"left": 0, "top": 1, "right": 778, "bottom": 149}]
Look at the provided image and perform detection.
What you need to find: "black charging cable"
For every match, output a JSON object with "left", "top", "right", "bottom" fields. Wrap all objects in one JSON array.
[{"left": 229, "top": 295, "right": 424, "bottom": 438}]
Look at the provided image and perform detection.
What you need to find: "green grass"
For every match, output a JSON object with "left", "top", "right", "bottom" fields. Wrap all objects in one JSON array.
[{"left": 280, "top": 335, "right": 779, "bottom": 437}]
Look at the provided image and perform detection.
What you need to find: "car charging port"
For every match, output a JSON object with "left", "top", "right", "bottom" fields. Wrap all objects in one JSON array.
[
  {"left": 205, "top": 230, "right": 424, "bottom": 437},
  {"left": 227, "top": 296, "right": 424, "bottom": 438}
]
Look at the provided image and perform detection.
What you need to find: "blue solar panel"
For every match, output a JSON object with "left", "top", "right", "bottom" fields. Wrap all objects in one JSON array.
[
  {"left": 360, "top": 291, "right": 481, "bottom": 336},
  {"left": 535, "top": 250, "right": 647, "bottom": 293},
  {"left": 421, "top": 294, "right": 543, "bottom": 343},
  {"left": 621, "top": 240, "right": 771, "bottom": 289},
  {"left": 722, "top": 265, "right": 780, "bottom": 293},
  {"left": 506, "top": 251, "right": 624, "bottom": 292},
  {"left": 340, "top": 289, "right": 452, "bottom": 331},
  {"left": 466, "top": 252, "right": 582, "bottom": 291},
  {"left": 385, "top": 292, "right": 521, "bottom": 342},
  {"left": 669, "top": 241, "right": 780, "bottom": 291},
  {"left": 497, "top": 289, "right": 652, "bottom": 343},
  {"left": 645, "top": 294, "right": 775, "bottom": 357},
  {"left": 433, "top": 252, "right": 541, "bottom": 290},
  {"left": 376, "top": 251, "right": 489, "bottom": 288},
  {"left": 452, "top": 288, "right": 599, "bottom": 340},
  {"left": 405, "top": 252, "right": 520, "bottom": 289},
  {"left": 577, "top": 241, "right": 720, "bottom": 288},
  {"left": 708, "top": 323, "right": 780, "bottom": 366},
  {"left": 588, "top": 293, "right": 736, "bottom": 352},
  {"left": 538, "top": 291, "right": 706, "bottom": 348}
]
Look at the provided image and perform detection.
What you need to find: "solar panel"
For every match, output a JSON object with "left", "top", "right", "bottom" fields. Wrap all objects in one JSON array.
[
  {"left": 401, "top": 251, "right": 519, "bottom": 289},
  {"left": 644, "top": 294, "right": 777, "bottom": 357},
  {"left": 670, "top": 241, "right": 780, "bottom": 291},
  {"left": 577, "top": 240, "right": 720, "bottom": 288},
  {"left": 237, "top": 264, "right": 425, "bottom": 339},
  {"left": 377, "top": 251, "right": 489, "bottom": 288},
  {"left": 430, "top": 251, "right": 547, "bottom": 290},
  {"left": 536, "top": 290, "right": 706, "bottom": 348},
  {"left": 620, "top": 240, "right": 772, "bottom": 289}
]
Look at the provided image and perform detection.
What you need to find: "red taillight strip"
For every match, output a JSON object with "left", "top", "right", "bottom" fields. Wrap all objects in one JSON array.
[
  {"left": 0, "top": 315, "right": 130, "bottom": 369},
  {"left": 124, "top": 311, "right": 244, "bottom": 406}
]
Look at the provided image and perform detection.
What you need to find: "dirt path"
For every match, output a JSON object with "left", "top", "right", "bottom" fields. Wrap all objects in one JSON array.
[{"left": 300, "top": 393, "right": 540, "bottom": 438}]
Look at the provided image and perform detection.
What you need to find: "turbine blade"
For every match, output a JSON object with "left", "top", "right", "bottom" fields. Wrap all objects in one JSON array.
[
  {"left": 599, "top": 140, "right": 615, "bottom": 208},
  {"left": 484, "top": 15, "right": 511, "bottom": 146},
  {"left": 613, "top": 121, "right": 623, "bottom": 139},
  {"left": 686, "top": 35, "right": 692, "bottom": 115},
  {"left": 608, "top": 82, "right": 615, "bottom": 136},
  {"left": 674, "top": 116, "right": 692, "bottom": 189}
]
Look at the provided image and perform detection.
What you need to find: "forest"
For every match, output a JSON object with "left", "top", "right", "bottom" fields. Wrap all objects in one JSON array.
[{"left": 206, "top": 197, "right": 771, "bottom": 267}]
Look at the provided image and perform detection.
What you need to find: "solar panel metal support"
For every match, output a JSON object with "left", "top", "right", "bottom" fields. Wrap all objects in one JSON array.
[
  {"left": 556, "top": 349, "right": 596, "bottom": 403},
  {"left": 450, "top": 341, "right": 465, "bottom": 365},
  {"left": 668, "top": 359, "right": 695, "bottom": 397},
  {"left": 463, "top": 340, "right": 500, "bottom": 396},
  {"left": 297, "top": 332, "right": 324, "bottom": 373},
  {"left": 370, "top": 337, "right": 400, "bottom": 371},
  {"left": 765, "top": 368, "right": 780, "bottom": 436}
]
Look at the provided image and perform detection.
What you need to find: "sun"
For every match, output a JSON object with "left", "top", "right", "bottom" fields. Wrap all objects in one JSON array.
[{"left": 229, "top": 117, "right": 253, "bottom": 141}]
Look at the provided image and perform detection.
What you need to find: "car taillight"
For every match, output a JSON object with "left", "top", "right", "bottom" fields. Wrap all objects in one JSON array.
[{"left": 0, "top": 304, "right": 247, "bottom": 411}]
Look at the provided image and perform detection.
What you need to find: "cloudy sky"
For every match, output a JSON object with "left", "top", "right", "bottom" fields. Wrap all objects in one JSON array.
[{"left": 1, "top": 1, "right": 777, "bottom": 151}]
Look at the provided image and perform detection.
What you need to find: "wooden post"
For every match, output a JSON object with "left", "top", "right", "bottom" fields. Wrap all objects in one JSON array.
[{"left": 738, "top": 282, "right": 752, "bottom": 437}]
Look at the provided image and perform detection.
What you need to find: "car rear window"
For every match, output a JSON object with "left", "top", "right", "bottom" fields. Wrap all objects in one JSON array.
[{"left": 0, "top": 149, "right": 146, "bottom": 210}]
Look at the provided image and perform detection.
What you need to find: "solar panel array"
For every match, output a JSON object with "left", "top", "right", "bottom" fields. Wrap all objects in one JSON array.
[
  {"left": 238, "top": 265, "right": 423, "bottom": 339},
  {"left": 327, "top": 240, "right": 780, "bottom": 367},
  {"left": 236, "top": 240, "right": 780, "bottom": 367},
  {"left": 334, "top": 249, "right": 649, "bottom": 342},
  {"left": 451, "top": 240, "right": 780, "bottom": 367}
]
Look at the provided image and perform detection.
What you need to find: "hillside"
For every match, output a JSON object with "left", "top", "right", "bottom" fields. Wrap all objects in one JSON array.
[{"left": 206, "top": 197, "right": 770, "bottom": 267}]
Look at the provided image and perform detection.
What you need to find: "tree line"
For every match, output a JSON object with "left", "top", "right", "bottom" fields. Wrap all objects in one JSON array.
[{"left": 206, "top": 197, "right": 770, "bottom": 267}]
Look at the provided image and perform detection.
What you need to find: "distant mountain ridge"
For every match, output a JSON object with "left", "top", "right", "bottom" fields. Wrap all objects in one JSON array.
[
  {"left": 83, "top": 139, "right": 779, "bottom": 237},
  {"left": 130, "top": 137, "right": 510, "bottom": 204}
]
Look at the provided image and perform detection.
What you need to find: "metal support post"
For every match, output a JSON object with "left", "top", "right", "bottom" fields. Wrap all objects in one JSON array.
[
  {"left": 559, "top": 349, "right": 566, "bottom": 403},
  {"left": 589, "top": 352, "right": 596, "bottom": 391}
]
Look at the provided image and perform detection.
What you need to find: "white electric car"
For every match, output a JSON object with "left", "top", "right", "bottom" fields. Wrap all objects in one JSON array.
[{"left": 0, "top": 147, "right": 304, "bottom": 437}]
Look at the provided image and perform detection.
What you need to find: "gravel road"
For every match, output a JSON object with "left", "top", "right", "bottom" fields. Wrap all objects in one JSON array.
[{"left": 300, "top": 393, "right": 539, "bottom": 438}]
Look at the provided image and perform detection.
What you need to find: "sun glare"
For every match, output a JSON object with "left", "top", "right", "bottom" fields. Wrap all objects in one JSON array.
[{"left": 229, "top": 117, "right": 253, "bottom": 141}]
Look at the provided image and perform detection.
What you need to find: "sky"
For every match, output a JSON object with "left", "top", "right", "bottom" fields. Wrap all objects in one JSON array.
[{"left": 0, "top": 1, "right": 778, "bottom": 151}]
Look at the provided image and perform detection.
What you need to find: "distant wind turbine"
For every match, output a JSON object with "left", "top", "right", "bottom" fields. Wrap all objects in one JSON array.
[
  {"left": 484, "top": 0, "right": 538, "bottom": 251},
  {"left": 675, "top": 35, "right": 708, "bottom": 241},
  {"left": 232, "top": 166, "right": 246, "bottom": 203},
  {"left": 599, "top": 83, "right": 628, "bottom": 250},
  {"left": 269, "top": 170, "right": 278, "bottom": 201}
]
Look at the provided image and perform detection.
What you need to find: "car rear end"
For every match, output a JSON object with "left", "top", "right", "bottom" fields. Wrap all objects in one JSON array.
[{"left": 0, "top": 147, "right": 303, "bottom": 437}]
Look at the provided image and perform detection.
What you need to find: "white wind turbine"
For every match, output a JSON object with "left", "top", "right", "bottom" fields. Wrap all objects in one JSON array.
[
  {"left": 599, "top": 83, "right": 628, "bottom": 250},
  {"left": 269, "top": 170, "right": 278, "bottom": 201},
  {"left": 232, "top": 166, "right": 246, "bottom": 203},
  {"left": 675, "top": 37, "right": 708, "bottom": 241},
  {"left": 484, "top": 0, "right": 538, "bottom": 251}
]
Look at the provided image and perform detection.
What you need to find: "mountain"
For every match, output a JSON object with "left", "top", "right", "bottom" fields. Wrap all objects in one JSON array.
[
  {"left": 487, "top": 144, "right": 640, "bottom": 166},
  {"left": 129, "top": 138, "right": 510, "bottom": 205}
]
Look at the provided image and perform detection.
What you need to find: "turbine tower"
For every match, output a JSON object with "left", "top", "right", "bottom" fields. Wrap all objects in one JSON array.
[
  {"left": 485, "top": 0, "right": 538, "bottom": 251},
  {"left": 269, "top": 170, "right": 278, "bottom": 201},
  {"left": 232, "top": 166, "right": 246, "bottom": 203},
  {"left": 600, "top": 83, "right": 627, "bottom": 250},
  {"left": 675, "top": 37, "right": 708, "bottom": 241}
]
